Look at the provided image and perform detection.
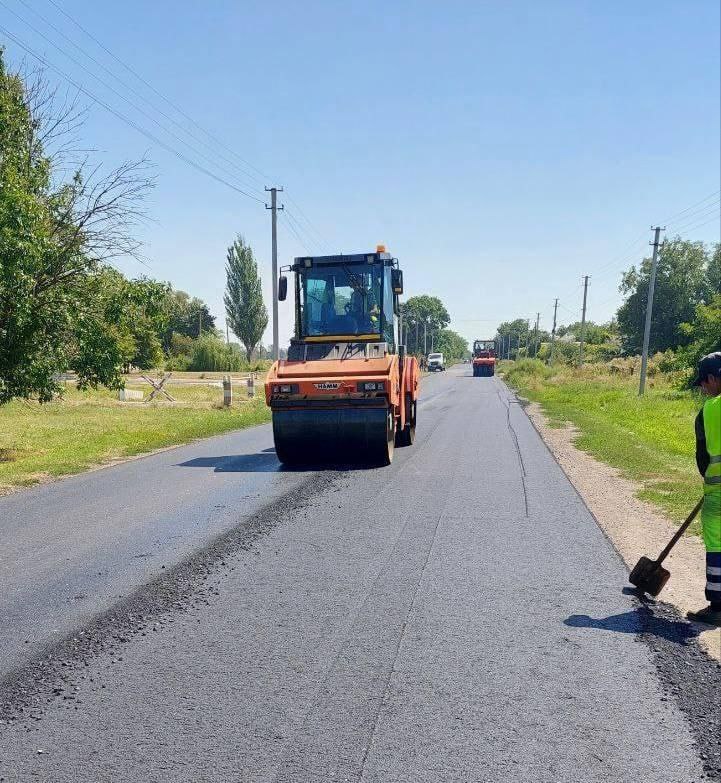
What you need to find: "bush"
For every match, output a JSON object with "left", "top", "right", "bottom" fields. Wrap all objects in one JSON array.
[
  {"left": 585, "top": 343, "right": 621, "bottom": 362},
  {"left": 538, "top": 339, "right": 621, "bottom": 365},
  {"left": 503, "top": 358, "right": 552, "bottom": 387},
  {"left": 164, "top": 353, "right": 192, "bottom": 371},
  {"left": 188, "top": 335, "right": 244, "bottom": 372}
]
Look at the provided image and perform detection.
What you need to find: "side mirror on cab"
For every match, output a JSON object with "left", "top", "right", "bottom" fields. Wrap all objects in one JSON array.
[
  {"left": 278, "top": 275, "right": 288, "bottom": 301},
  {"left": 391, "top": 269, "right": 403, "bottom": 295}
]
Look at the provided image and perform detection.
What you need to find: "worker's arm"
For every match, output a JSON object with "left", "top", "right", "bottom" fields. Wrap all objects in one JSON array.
[{"left": 695, "top": 409, "right": 710, "bottom": 476}]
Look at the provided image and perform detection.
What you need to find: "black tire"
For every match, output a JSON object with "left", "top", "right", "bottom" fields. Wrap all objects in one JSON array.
[
  {"left": 396, "top": 394, "right": 416, "bottom": 447},
  {"left": 381, "top": 405, "right": 395, "bottom": 465}
]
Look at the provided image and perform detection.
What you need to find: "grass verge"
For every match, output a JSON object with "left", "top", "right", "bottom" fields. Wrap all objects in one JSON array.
[
  {"left": 0, "top": 383, "right": 270, "bottom": 493},
  {"left": 500, "top": 359, "right": 705, "bottom": 533}
]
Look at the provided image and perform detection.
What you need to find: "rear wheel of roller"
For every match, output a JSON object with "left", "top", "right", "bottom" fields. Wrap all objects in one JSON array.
[
  {"left": 396, "top": 394, "right": 416, "bottom": 447},
  {"left": 380, "top": 405, "right": 395, "bottom": 465}
]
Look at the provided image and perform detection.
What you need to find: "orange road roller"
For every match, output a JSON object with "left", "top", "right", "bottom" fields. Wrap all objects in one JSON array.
[
  {"left": 265, "top": 247, "right": 419, "bottom": 466},
  {"left": 472, "top": 339, "right": 497, "bottom": 376}
]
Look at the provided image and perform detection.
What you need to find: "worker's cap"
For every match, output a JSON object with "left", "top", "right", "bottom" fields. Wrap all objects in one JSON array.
[{"left": 691, "top": 352, "right": 721, "bottom": 386}]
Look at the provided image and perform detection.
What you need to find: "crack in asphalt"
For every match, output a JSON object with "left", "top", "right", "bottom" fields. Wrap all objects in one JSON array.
[{"left": 494, "top": 383, "right": 530, "bottom": 518}]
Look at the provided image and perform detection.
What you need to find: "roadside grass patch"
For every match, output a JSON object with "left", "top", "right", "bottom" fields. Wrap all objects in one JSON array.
[
  {"left": 0, "top": 385, "right": 270, "bottom": 493},
  {"left": 504, "top": 361, "right": 704, "bottom": 532}
]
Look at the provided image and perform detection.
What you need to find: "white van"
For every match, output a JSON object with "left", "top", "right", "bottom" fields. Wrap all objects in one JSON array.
[{"left": 427, "top": 352, "right": 445, "bottom": 372}]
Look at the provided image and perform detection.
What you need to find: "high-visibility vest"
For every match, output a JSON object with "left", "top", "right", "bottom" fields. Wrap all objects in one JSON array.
[
  {"left": 702, "top": 395, "right": 721, "bottom": 552},
  {"left": 703, "top": 395, "right": 721, "bottom": 493}
]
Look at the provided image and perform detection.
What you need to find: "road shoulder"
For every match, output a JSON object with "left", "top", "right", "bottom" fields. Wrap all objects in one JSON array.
[{"left": 523, "top": 399, "right": 720, "bottom": 661}]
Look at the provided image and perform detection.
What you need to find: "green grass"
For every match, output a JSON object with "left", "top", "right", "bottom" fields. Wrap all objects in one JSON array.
[
  {"left": 501, "top": 360, "right": 705, "bottom": 534},
  {"left": 0, "top": 382, "right": 270, "bottom": 492}
]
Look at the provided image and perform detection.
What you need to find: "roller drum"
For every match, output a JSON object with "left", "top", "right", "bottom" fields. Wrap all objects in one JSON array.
[{"left": 272, "top": 405, "right": 394, "bottom": 466}]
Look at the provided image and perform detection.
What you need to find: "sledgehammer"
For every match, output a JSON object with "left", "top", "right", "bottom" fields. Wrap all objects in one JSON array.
[{"left": 628, "top": 498, "right": 704, "bottom": 597}]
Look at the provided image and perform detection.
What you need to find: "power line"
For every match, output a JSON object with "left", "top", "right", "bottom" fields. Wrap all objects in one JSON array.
[
  {"left": 666, "top": 203, "right": 720, "bottom": 233},
  {"left": 12, "top": 0, "right": 267, "bottom": 193},
  {"left": 45, "top": 0, "right": 271, "bottom": 185},
  {"left": 1, "top": 4, "right": 267, "bottom": 202},
  {"left": 659, "top": 190, "right": 721, "bottom": 227},
  {"left": 279, "top": 211, "right": 313, "bottom": 254},
  {"left": 0, "top": 25, "right": 265, "bottom": 203},
  {"left": 671, "top": 213, "right": 720, "bottom": 236},
  {"left": 284, "top": 191, "right": 331, "bottom": 252},
  {"left": 284, "top": 208, "right": 324, "bottom": 253}
]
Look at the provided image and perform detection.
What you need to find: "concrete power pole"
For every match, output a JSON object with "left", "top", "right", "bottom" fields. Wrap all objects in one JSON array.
[
  {"left": 525, "top": 319, "right": 530, "bottom": 358},
  {"left": 549, "top": 298, "right": 558, "bottom": 365},
  {"left": 578, "top": 276, "right": 590, "bottom": 367},
  {"left": 533, "top": 312, "right": 540, "bottom": 358},
  {"left": 265, "top": 186, "right": 284, "bottom": 360},
  {"left": 424, "top": 321, "right": 427, "bottom": 354},
  {"left": 639, "top": 226, "right": 665, "bottom": 395}
]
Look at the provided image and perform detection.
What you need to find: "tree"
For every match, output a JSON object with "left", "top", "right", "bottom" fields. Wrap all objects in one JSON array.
[
  {"left": 708, "top": 244, "right": 721, "bottom": 295},
  {"left": 72, "top": 268, "right": 168, "bottom": 374},
  {"left": 163, "top": 289, "right": 216, "bottom": 347},
  {"left": 0, "top": 53, "right": 152, "bottom": 402},
  {"left": 616, "top": 237, "right": 710, "bottom": 355},
  {"left": 401, "top": 295, "right": 450, "bottom": 354},
  {"left": 495, "top": 318, "right": 531, "bottom": 359},
  {"left": 678, "top": 294, "right": 721, "bottom": 369},
  {"left": 556, "top": 321, "right": 610, "bottom": 345},
  {"left": 435, "top": 329, "right": 468, "bottom": 363},
  {"left": 224, "top": 235, "right": 268, "bottom": 361}
]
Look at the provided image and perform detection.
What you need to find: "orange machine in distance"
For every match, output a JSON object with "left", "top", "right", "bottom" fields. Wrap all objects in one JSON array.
[
  {"left": 265, "top": 248, "right": 419, "bottom": 466},
  {"left": 472, "top": 339, "right": 497, "bottom": 376}
]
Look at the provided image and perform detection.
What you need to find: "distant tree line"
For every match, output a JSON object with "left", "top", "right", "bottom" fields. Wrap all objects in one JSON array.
[
  {"left": 399, "top": 295, "right": 468, "bottom": 364},
  {"left": 495, "top": 237, "right": 720, "bottom": 375}
]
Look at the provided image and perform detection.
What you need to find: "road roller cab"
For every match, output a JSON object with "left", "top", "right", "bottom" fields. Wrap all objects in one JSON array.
[
  {"left": 472, "top": 339, "right": 496, "bottom": 376},
  {"left": 265, "top": 247, "right": 419, "bottom": 466}
]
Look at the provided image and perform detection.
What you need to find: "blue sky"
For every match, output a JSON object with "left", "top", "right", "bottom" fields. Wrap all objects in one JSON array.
[{"left": 2, "top": 0, "right": 719, "bottom": 346}]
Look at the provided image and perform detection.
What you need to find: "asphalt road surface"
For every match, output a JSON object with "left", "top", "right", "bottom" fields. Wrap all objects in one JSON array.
[{"left": 1, "top": 366, "right": 719, "bottom": 782}]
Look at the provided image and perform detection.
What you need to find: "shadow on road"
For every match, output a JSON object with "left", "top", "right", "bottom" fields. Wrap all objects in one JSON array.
[
  {"left": 178, "top": 454, "right": 280, "bottom": 473},
  {"left": 178, "top": 453, "right": 374, "bottom": 473},
  {"left": 564, "top": 607, "right": 702, "bottom": 645}
]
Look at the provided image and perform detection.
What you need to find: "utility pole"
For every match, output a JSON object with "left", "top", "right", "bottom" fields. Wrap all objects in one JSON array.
[
  {"left": 533, "top": 312, "right": 540, "bottom": 357},
  {"left": 424, "top": 321, "right": 427, "bottom": 354},
  {"left": 265, "top": 186, "right": 284, "bottom": 360},
  {"left": 549, "top": 298, "right": 558, "bottom": 365},
  {"left": 226, "top": 320, "right": 230, "bottom": 345},
  {"left": 525, "top": 319, "right": 530, "bottom": 358},
  {"left": 578, "top": 276, "right": 590, "bottom": 366},
  {"left": 639, "top": 226, "right": 665, "bottom": 395},
  {"left": 415, "top": 319, "right": 419, "bottom": 354}
]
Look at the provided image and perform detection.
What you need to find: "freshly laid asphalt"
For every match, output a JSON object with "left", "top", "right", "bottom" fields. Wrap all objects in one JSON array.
[{"left": 1, "top": 366, "right": 719, "bottom": 782}]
